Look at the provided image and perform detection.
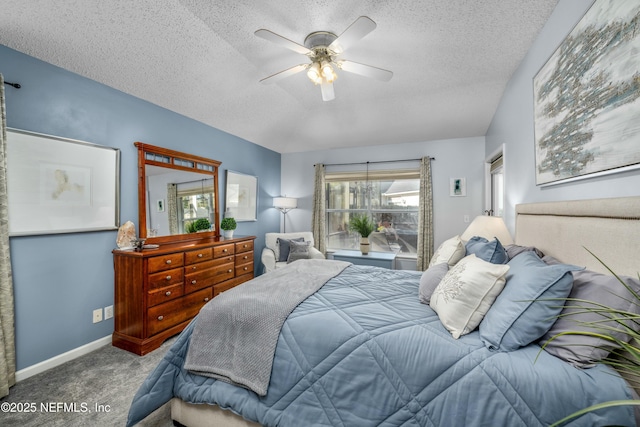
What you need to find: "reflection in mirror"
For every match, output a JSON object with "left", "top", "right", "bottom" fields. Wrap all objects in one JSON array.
[
  {"left": 145, "top": 166, "right": 215, "bottom": 237},
  {"left": 135, "top": 142, "right": 221, "bottom": 243}
]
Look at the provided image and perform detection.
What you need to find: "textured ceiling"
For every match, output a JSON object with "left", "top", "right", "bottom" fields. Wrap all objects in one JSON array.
[{"left": 0, "top": 1, "right": 558, "bottom": 153}]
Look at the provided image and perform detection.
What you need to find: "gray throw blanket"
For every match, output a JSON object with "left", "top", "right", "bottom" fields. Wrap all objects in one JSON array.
[{"left": 184, "top": 258, "right": 351, "bottom": 396}]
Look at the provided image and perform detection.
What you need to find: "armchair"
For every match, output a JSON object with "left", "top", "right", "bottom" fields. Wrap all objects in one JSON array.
[{"left": 262, "top": 232, "right": 325, "bottom": 273}]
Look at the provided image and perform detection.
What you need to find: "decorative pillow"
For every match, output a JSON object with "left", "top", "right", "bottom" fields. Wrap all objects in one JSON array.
[
  {"left": 504, "top": 244, "right": 545, "bottom": 261},
  {"left": 429, "top": 235, "right": 465, "bottom": 268},
  {"left": 465, "top": 236, "right": 508, "bottom": 264},
  {"left": 429, "top": 254, "right": 510, "bottom": 339},
  {"left": 277, "top": 237, "right": 304, "bottom": 262},
  {"left": 418, "top": 262, "right": 449, "bottom": 304},
  {"left": 541, "top": 255, "right": 640, "bottom": 368},
  {"left": 479, "top": 251, "right": 582, "bottom": 351},
  {"left": 287, "top": 240, "right": 311, "bottom": 263}
]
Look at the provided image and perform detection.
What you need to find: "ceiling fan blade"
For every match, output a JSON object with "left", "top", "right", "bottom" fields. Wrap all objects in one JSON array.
[
  {"left": 255, "top": 29, "right": 312, "bottom": 55},
  {"left": 328, "top": 16, "right": 376, "bottom": 54},
  {"left": 337, "top": 60, "right": 393, "bottom": 82},
  {"left": 320, "top": 81, "right": 335, "bottom": 101},
  {"left": 259, "top": 64, "right": 309, "bottom": 84}
]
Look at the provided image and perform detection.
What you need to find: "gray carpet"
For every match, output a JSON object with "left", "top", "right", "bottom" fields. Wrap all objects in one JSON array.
[{"left": 1, "top": 338, "right": 177, "bottom": 426}]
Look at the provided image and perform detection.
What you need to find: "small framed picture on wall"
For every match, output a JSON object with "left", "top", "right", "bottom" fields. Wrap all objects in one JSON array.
[{"left": 450, "top": 178, "right": 466, "bottom": 197}]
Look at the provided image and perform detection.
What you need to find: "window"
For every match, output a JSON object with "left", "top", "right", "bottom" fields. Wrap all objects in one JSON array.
[
  {"left": 489, "top": 155, "right": 504, "bottom": 217},
  {"left": 325, "top": 170, "right": 420, "bottom": 255}
]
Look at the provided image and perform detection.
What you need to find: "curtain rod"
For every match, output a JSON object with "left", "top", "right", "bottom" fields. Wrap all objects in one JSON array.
[
  {"left": 3, "top": 81, "right": 21, "bottom": 89},
  {"left": 315, "top": 157, "right": 434, "bottom": 167}
]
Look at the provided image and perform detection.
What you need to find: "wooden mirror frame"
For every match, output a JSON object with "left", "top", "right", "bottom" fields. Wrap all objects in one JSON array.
[{"left": 135, "top": 142, "right": 221, "bottom": 244}]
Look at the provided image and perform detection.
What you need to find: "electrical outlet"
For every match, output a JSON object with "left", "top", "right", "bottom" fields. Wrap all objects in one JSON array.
[
  {"left": 464, "top": 215, "right": 470, "bottom": 223},
  {"left": 104, "top": 305, "right": 113, "bottom": 320},
  {"left": 93, "top": 308, "right": 103, "bottom": 323}
]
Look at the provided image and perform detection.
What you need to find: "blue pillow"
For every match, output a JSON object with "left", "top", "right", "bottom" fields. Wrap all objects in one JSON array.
[
  {"left": 479, "top": 251, "right": 582, "bottom": 351},
  {"left": 465, "top": 236, "right": 508, "bottom": 264}
]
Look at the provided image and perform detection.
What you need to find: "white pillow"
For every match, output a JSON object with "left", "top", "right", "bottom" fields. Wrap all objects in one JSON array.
[
  {"left": 430, "top": 254, "right": 510, "bottom": 339},
  {"left": 429, "top": 235, "right": 465, "bottom": 267}
]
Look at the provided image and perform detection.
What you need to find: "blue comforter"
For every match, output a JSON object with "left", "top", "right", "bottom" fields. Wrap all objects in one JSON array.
[{"left": 128, "top": 265, "right": 636, "bottom": 426}]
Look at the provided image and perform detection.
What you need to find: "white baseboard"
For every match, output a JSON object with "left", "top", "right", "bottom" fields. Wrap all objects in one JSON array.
[{"left": 15, "top": 335, "right": 112, "bottom": 382}]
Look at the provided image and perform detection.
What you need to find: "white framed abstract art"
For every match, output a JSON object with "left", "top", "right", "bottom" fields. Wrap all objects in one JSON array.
[{"left": 533, "top": 0, "right": 640, "bottom": 186}]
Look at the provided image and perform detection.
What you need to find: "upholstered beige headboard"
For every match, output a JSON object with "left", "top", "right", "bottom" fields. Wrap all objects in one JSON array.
[{"left": 515, "top": 197, "right": 640, "bottom": 276}]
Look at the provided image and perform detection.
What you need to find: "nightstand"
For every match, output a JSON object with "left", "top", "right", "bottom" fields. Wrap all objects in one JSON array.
[{"left": 332, "top": 250, "right": 396, "bottom": 269}]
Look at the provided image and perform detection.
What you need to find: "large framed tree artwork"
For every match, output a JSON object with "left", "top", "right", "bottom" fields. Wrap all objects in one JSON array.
[{"left": 533, "top": 0, "right": 640, "bottom": 186}]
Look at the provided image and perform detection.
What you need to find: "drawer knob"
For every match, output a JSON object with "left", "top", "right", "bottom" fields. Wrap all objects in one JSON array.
[
  {"left": 165, "top": 275, "right": 171, "bottom": 280},
  {"left": 191, "top": 280, "right": 197, "bottom": 284},
  {"left": 228, "top": 269, "right": 233, "bottom": 273},
  {"left": 243, "top": 255, "right": 248, "bottom": 260},
  {"left": 165, "top": 291, "right": 171, "bottom": 296},
  {"left": 243, "top": 244, "right": 247, "bottom": 248},
  {"left": 204, "top": 297, "right": 209, "bottom": 302},
  {"left": 157, "top": 315, "right": 164, "bottom": 321},
  {"left": 198, "top": 253, "right": 203, "bottom": 258},
  {"left": 243, "top": 266, "right": 248, "bottom": 271},
  {"left": 223, "top": 248, "right": 228, "bottom": 253},
  {"left": 166, "top": 260, "right": 172, "bottom": 264}
]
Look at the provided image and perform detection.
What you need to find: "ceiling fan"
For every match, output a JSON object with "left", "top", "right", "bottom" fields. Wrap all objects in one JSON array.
[{"left": 255, "top": 16, "right": 393, "bottom": 101}]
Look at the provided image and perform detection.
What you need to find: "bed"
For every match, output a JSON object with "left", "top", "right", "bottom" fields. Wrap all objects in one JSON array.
[{"left": 127, "top": 196, "right": 640, "bottom": 427}]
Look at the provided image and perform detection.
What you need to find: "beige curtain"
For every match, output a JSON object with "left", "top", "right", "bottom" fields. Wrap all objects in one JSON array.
[
  {"left": 416, "top": 157, "right": 434, "bottom": 271},
  {"left": 167, "top": 183, "right": 178, "bottom": 234},
  {"left": 311, "top": 163, "right": 326, "bottom": 254},
  {"left": 0, "top": 75, "right": 16, "bottom": 397}
]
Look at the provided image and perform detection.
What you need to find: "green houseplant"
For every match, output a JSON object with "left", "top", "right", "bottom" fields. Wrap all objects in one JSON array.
[
  {"left": 193, "top": 218, "right": 211, "bottom": 232},
  {"left": 220, "top": 217, "right": 237, "bottom": 239},
  {"left": 185, "top": 218, "right": 211, "bottom": 233},
  {"left": 349, "top": 214, "right": 376, "bottom": 254},
  {"left": 540, "top": 249, "right": 640, "bottom": 426}
]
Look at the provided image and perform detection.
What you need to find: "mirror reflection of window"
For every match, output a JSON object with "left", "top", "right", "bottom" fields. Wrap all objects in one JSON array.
[{"left": 174, "top": 179, "right": 215, "bottom": 234}]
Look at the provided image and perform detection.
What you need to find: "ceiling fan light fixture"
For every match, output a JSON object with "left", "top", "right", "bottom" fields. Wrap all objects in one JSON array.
[
  {"left": 256, "top": 16, "right": 391, "bottom": 101},
  {"left": 321, "top": 61, "right": 337, "bottom": 83},
  {"left": 306, "top": 62, "right": 322, "bottom": 85}
]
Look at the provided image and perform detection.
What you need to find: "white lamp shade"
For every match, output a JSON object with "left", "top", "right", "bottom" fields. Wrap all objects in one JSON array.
[
  {"left": 461, "top": 216, "right": 514, "bottom": 246},
  {"left": 273, "top": 197, "right": 297, "bottom": 210}
]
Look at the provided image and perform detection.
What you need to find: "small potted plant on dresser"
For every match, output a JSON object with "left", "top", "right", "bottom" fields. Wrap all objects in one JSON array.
[
  {"left": 349, "top": 214, "right": 376, "bottom": 255},
  {"left": 220, "top": 217, "right": 237, "bottom": 239}
]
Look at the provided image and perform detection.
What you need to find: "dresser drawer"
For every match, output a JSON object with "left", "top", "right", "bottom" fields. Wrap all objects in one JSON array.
[
  {"left": 148, "top": 267, "right": 184, "bottom": 291},
  {"left": 148, "top": 283, "right": 183, "bottom": 307},
  {"left": 184, "top": 267, "right": 217, "bottom": 293},
  {"left": 211, "top": 261, "right": 235, "bottom": 284},
  {"left": 147, "top": 288, "right": 212, "bottom": 336},
  {"left": 235, "top": 240, "right": 254, "bottom": 253},
  {"left": 213, "top": 243, "right": 235, "bottom": 258},
  {"left": 212, "top": 255, "right": 235, "bottom": 266},
  {"left": 148, "top": 253, "right": 184, "bottom": 273},
  {"left": 184, "top": 259, "right": 216, "bottom": 273},
  {"left": 235, "top": 261, "right": 253, "bottom": 277},
  {"left": 185, "top": 248, "right": 213, "bottom": 265},
  {"left": 235, "top": 251, "right": 253, "bottom": 265}
]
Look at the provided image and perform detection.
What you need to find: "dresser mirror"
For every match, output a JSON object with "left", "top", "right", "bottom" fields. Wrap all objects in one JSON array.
[{"left": 135, "top": 142, "right": 221, "bottom": 243}]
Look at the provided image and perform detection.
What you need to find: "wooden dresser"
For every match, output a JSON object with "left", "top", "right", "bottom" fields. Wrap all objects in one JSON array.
[{"left": 112, "top": 235, "right": 256, "bottom": 355}]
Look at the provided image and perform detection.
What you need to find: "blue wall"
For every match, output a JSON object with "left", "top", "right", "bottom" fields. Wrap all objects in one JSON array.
[
  {"left": 486, "top": 0, "right": 640, "bottom": 234},
  {"left": 1, "top": 44, "right": 281, "bottom": 370}
]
